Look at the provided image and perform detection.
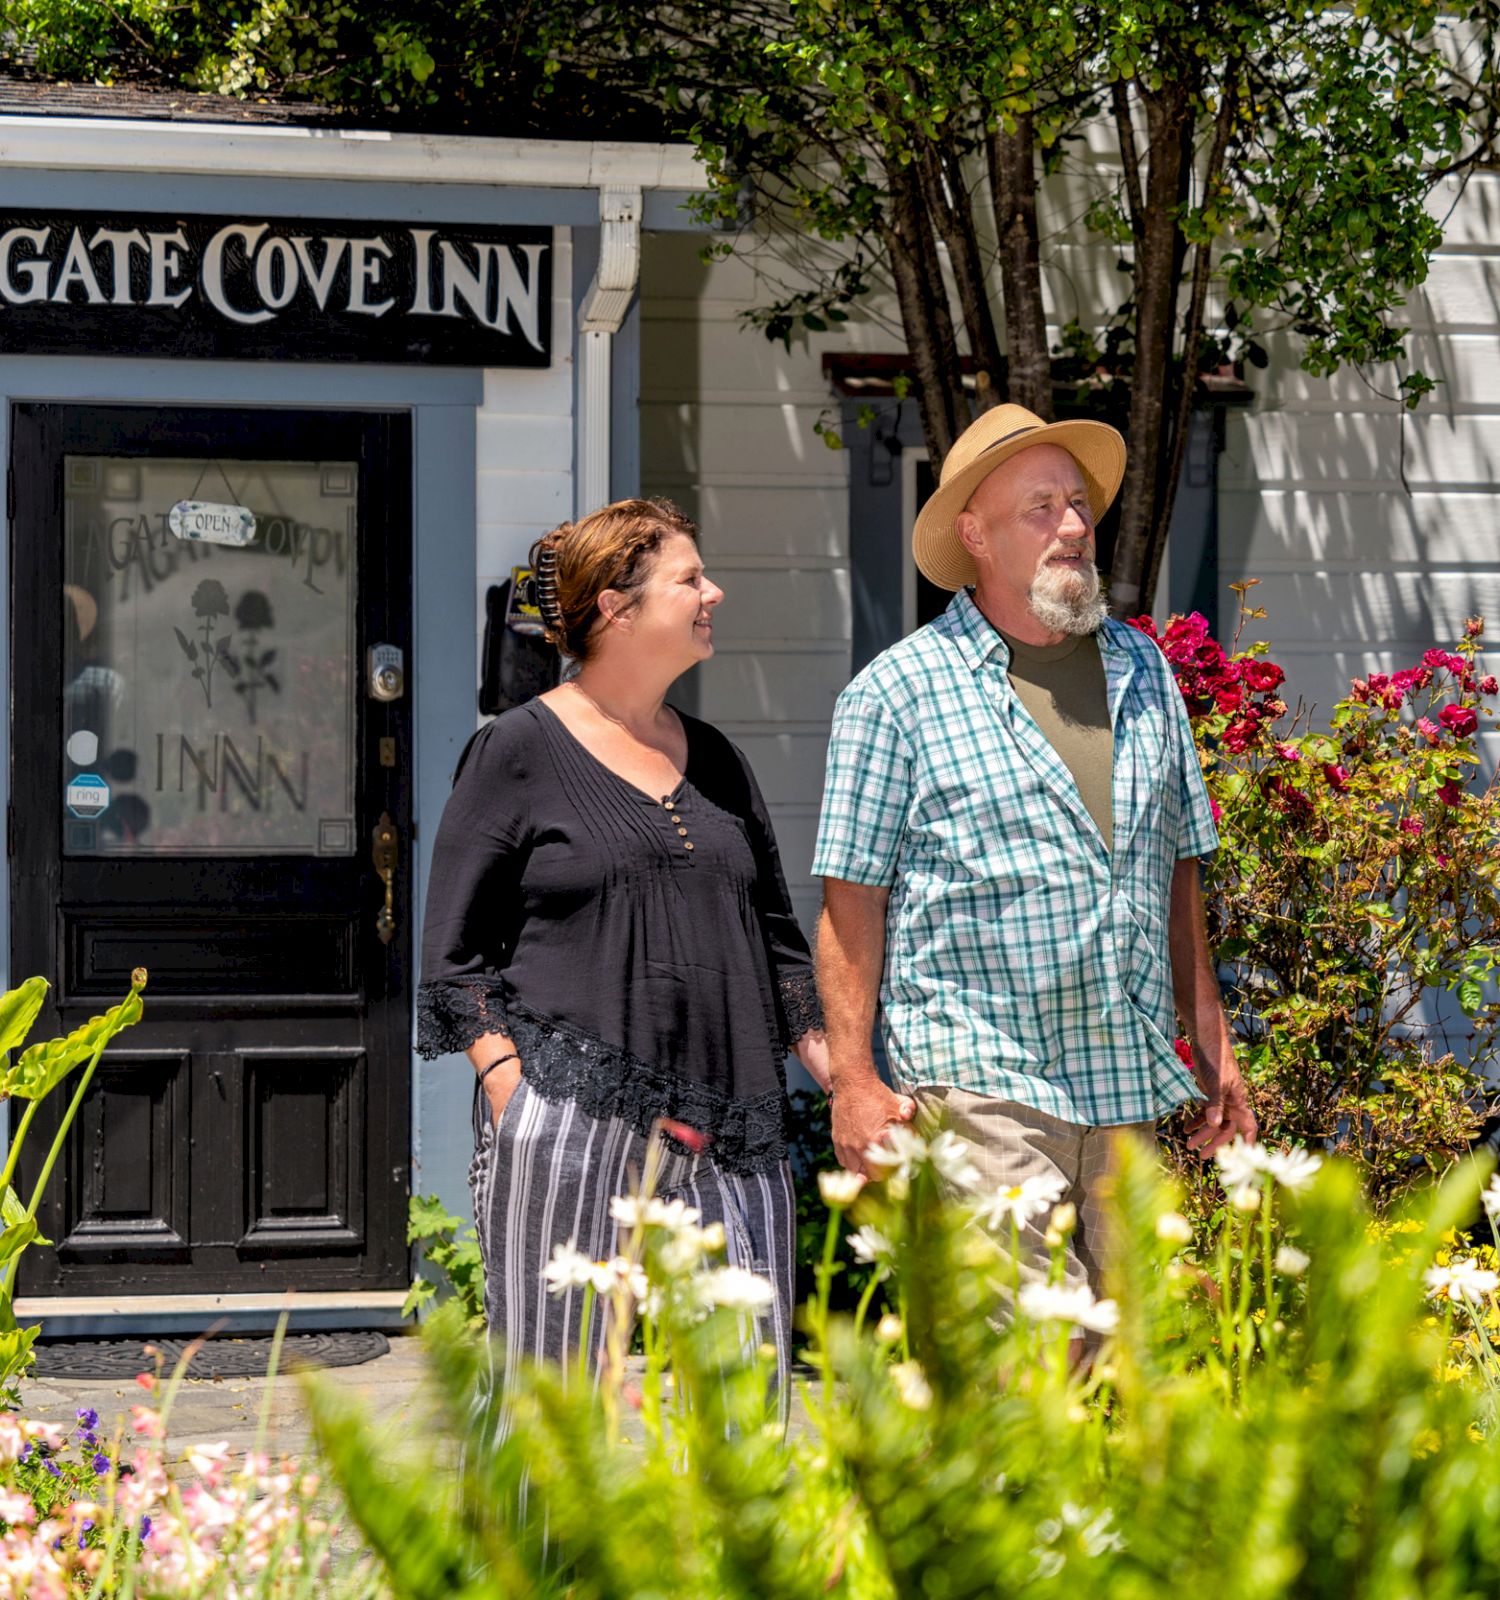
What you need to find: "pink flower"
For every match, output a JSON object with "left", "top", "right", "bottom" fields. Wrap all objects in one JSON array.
[
  {"left": 1127, "top": 615, "right": 1158, "bottom": 641},
  {"left": 1416, "top": 717, "right": 1442, "bottom": 745},
  {"left": 1349, "top": 678, "right": 1370, "bottom": 703},
  {"left": 1437, "top": 853, "right": 1452, "bottom": 867},
  {"left": 1481, "top": 676, "right": 1498, "bottom": 696},
  {"left": 1368, "top": 672, "right": 1390, "bottom": 694},
  {"left": 1322, "top": 763, "right": 1351, "bottom": 792},
  {"left": 1174, "top": 1038, "right": 1196, "bottom": 1068},
  {"left": 0, "top": 1488, "right": 35, "bottom": 1525},
  {"left": 1222, "top": 717, "right": 1259, "bottom": 754},
  {"left": 1209, "top": 796, "right": 1223, "bottom": 824},
  {"left": 1214, "top": 685, "right": 1244, "bottom": 715},
  {"left": 131, "top": 1406, "right": 165, "bottom": 1438},
  {"left": 1439, "top": 704, "right": 1477, "bottom": 738},
  {"left": 1274, "top": 742, "right": 1301, "bottom": 762},
  {"left": 1437, "top": 782, "right": 1464, "bottom": 807},
  {"left": 1423, "top": 649, "right": 1467, "bottom": 676},
  {"left": 1465, "top": 616, "right": 1484, "bottom": 637},
  {"left": 1399, "top": 816, "right": 1424, "bottom": 836}
]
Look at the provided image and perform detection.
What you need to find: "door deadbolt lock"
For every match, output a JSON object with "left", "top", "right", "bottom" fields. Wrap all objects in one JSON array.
[{"left": 368, "top": 644, "right": 405, "bottom": 702}]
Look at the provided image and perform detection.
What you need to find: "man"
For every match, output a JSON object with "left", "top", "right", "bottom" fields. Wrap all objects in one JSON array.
[{"left": 811, "top": 403, "right": 1255, "bottom": 1303}]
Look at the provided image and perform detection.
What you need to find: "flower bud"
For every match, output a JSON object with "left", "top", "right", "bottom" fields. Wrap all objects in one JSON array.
[
  {"left": 875, "top": 1313, "right": 903, "bottom": 1345},
  {"left": 1155, "top": 1210, "right": 1194, "bottom": 1245},
  {"left": 1231, "top": 1183, "right": 1261, "bottom": 1214},
  {"left": 818, "top": 1169, "right": 864, "bottom": 1209}
]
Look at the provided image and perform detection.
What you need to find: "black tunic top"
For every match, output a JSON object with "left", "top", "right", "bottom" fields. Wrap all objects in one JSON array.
[{"left": 416, "top": 699, "right": 822, "bottom": 1173}]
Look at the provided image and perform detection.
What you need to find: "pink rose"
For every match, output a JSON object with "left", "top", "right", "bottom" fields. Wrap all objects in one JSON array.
[
  {"left": 1480, "top": 676, "right": 1498, "bottom": 696},
  {"left": 1274, "top": 742, "right": 1301, "bottom": 762},
  {"left": 1416, "top": 717, "right": 1441, "bottom": 745},
  {"left": 1399, "top": 816, "right": 1423, "bottom": 835},
  {"left": 1322, "top": 763, "right": 1351, "bottom": 792}
]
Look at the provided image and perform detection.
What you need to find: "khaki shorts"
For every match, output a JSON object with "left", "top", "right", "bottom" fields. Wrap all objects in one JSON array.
[{"left": 913, "top": 1087, "right": 1156, "bottom": 1305}]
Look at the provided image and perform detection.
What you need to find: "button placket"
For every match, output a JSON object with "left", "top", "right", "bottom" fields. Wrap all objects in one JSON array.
[{"left": 662, "top": 795, "right": 696, "bottom": 857}]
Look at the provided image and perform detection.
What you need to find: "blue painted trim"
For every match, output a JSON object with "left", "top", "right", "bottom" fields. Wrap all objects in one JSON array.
[{"left": 642, "top": 190, "right": 709, "bottom": 231}]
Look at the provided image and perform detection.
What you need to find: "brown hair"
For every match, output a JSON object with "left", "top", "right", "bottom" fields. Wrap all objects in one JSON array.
[{"left": 529, "top": 498, "right": 698, "bottom": 661}]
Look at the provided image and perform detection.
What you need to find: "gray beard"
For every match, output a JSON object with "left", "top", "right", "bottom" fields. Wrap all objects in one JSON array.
[{"left": 1028, "top": 559, "right": 1107, "bottom": 636}]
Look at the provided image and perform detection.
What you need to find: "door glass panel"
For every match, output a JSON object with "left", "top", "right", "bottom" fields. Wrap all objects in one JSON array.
[{"left": 61, "top": 457, "right": 357, "bottom": 856}]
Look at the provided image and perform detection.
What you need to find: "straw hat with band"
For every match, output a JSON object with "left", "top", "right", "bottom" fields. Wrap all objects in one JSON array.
[{"left": 912, "top": 404, "right": 1127, "bottom": 592}]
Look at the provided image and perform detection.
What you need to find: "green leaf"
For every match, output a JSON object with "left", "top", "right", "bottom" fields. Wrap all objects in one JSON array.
[
  {"left": 0, "top": 978, "right": 46, "bottom": 1057},
  {"left": 1458, "top": 979, "right": 1483, "bottom": 1016},
  {"left": 5, "top": 971, "right": 146, "bottom": 1101},
  {"left": 0, "top": 1218, "right": 40, "bottom": 1268},
  {"left": 0, "top": 1325, "right": 39, "bottom": 1383}
]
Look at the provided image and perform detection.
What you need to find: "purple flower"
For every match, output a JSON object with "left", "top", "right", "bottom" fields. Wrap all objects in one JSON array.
[
  {"left": 43, "top": 1459, "right": 60, "bottom": 1478},
  {"left": 76, "top": 1408, "right": 99, "bottom": 1431},
  {"left": 139, "top": 1515, "right": 152, "bottom": 1539},
  {"left": 92, "top": 1453, "right": 110, "bottom": 1475}
]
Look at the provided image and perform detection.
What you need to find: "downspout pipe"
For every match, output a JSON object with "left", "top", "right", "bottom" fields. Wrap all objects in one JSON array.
[{"left": 576, "top": 185, "right": 642, "bottom": 515}]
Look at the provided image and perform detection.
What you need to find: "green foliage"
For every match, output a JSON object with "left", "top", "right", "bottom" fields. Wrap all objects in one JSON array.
[
  {"left": 319, "top": 1133, "right": 1500, "bottom": 1599},
  {"left": 0, "top": 969, "right": 146, "bottom": 1402},
  {"left": 403, "top": 1193, "right": 484, "bottom": 1325}
]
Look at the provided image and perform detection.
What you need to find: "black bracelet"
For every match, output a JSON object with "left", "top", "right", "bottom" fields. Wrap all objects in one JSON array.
[{"left": 477, "top": 1053, "right": 520, "bottom": 1086}]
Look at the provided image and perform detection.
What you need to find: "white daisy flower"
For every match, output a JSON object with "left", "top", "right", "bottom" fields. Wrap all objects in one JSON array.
[
  {"left": 926, "top": 1131, "right": 982, "bottom": 1192},
  {"left": 1480, "top": 1174, "right": 1500, "bottom": 1222},
  {"left": 1259, "top": 1147, "right": 1322, "bottom": 1194},
  {"left": 1018, "top": 1282, "right": 1120, "bottom": 1336},
  {"left": 697, "top": 1266, "right": 776, "bottom": 1312},
  {"left": 863, "top": 1124, "right": 929, "bottom": 1183},
  {"left": 1214, "top": 1137, "right": 1269, "bottom": 1190},
  {"left": 818, "top": 1169, "right": 864, "bottom": 1208},
  {"left": 609, "top": 1195, "right": 702, "bottom": 1231},
  {"left": 976, "top": 1173, "right": 1069, "bottom": 1231},
  {"left": 875, "top": 1313, "right": 903, "bottom": 1344},
  {"left": 542, "top": 1241, "right": 597, "bottom": 1296},
  {"left": 1425, "top": 1258, "right": 1500, "bottom": 1304},
  {"left": 591, "top": 1255, "right": 649, "bottom": 1300},
  {"left": 890, "top": 1360, "right": 933, "bottom": 1411},
  {"left": 848, "top": 1224, "right": 896, "bottom": 1267},
  {"left": 1274, "top": 1245, "right": 1310, "bottom": 1278},
  {"left": 1230, "top": 1183, "right": 1261, "bottom": 1214},
  {"left": 1155, "top": 1211, "right": 1194, "bottom": 1245}
]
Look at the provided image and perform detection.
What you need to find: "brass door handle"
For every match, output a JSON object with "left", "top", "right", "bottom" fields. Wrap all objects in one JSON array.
[{"left": 372, "top": 812, "right": 398, "bottom": 945}]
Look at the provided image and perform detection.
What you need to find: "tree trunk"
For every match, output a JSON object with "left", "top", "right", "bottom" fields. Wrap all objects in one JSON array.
[
  {"left": 1145, "top": 86, "right": 1238, "bottom": 611},
  {"left": 987, "top": 117, "right": 1052, "bottom": 419},
  {"left": 882, "top": 155, "right": 969, "bottom": 467},
  {"left": 917, "top": 146, "right": 1005, "bottom": 412},
  {"left": 1109, "top": 82, "right": 1194, "bottom": 616}
]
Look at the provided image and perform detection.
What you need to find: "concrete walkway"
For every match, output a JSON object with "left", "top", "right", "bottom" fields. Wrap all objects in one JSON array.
[{"left": 17, "top": 1333, "right": 432, "bottom": 1462}]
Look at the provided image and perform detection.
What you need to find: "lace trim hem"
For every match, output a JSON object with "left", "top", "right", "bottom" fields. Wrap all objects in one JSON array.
[
  {"left": 415, "top": 979, "right": 512, "bottom": 1060},
  {"left": 777, "top": 966, "right": 824, "bottom": 1049},
  {"left": 506, "top": 1001, "right": 787, "bottom": 1175}
]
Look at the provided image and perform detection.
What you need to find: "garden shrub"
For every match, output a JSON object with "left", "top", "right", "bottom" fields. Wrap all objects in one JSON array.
[
  {"left": 316, "top": 1126, "right": 1500, "bottom": 1600},
  {"left": 1134, "top": 592, "right": 1500, "bottom": 1208}
]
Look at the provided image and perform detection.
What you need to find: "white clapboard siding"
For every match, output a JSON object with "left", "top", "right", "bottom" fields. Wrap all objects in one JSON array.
[
  {"left": 473, "top": 228, "right": 574, "bottom": 661},
  {"left": 641, "top": 230, "right": 858, "bottom": 913},
  {"left": 1218, "top": 166, "right": 1500, "bottom": 724}
]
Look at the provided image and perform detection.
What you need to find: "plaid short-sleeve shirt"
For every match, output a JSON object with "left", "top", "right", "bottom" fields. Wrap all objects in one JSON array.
[{"left": 811, "top": 589, "right": 1219, "bottom": 1126}]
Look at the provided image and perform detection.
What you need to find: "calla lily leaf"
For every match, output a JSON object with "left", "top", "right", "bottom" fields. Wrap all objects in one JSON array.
[
  {"left": 5, "top": 970, "right": 147, "bottom": 1102},
  {"left": 0, "top": 978, "right": 47, "bottom": 1058}
]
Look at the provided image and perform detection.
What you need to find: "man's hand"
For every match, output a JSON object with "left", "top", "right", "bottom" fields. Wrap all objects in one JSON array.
[
  {"left": 832, "top": 1073, "right": 916, "bottom": 1179},
  {"left": 1184, "top": 1056, "right": 1256, "bottom": 1157}
]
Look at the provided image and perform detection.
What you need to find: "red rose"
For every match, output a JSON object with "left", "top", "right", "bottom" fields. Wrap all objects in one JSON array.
[
  {"left": 1174, "top": 1038, "right": 1195, "bottom": 1069},
  {"left": 1209, "top": 796, "right": 1223, "bottom": 824},
  {"left": 1399, "top": 816, "right": 1423, "bottom": 836},
  {"left": 1243, "top": 660, "right": 1285, "bottom": 694},
  {"left": 1222, "top": 717, "right": 1259, "bottom": 753},
  {"left": 1214, "top": 685, "right": 1245, "bottom": 715},
  {"left": 1437, "top": 782, "right": 1463, "bottom": 807},
  {"left": 1274, "top": 742, "right": 1301, "bottom": 762},
  {"left": 1439, "top": 704, "right": 1478, "bottom": 738},
  {"left": 1481, "top": 676, "right": 1498, "bottom": 696},
  {"left": 1322, "top": 763, "right": 1351, "bottom": 791},
  {"left": 1127, "top": 615, "right": 1159, "bottom": 641}
]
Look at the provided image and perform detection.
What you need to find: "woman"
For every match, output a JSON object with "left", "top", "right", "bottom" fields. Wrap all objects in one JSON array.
[{"left": 417, "top": 498, "right": 840, "bottom": 1393}]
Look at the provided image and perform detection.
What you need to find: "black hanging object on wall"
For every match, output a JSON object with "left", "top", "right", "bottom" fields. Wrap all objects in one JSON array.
[{"left": 479, "top": 578, "right": 559, "bottom": 715}]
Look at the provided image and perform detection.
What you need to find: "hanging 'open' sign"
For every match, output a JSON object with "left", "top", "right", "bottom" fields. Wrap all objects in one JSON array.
[{"left": 168, "top": 500, "right": 257, "bottom": 547}]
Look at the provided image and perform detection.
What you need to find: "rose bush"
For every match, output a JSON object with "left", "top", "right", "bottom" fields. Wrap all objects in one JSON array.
[{"left": 1130, "top": 589, "right": 1500, "bottom": 1206}]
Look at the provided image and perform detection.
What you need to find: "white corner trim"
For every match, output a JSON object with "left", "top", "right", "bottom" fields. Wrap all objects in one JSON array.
[
  {"left": 0, "top": 116, "right": 702, "bottom": 191},
  {"left": 577, "top": 186, "right": 643, "bottom": 514}
]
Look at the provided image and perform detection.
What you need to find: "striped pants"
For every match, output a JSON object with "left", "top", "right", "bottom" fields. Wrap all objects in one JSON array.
[{"left": 469, "top": 1079, "right": 797, "bottom": 1403}]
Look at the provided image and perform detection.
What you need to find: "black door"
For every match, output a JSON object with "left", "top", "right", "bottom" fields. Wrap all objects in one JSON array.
[{"left": 9, "top": 404, "right": 412, "bottom": 1298}]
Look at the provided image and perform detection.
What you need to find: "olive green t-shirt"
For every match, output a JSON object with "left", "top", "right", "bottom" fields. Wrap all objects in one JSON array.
[{"left": 998, "top": 628, "right": 1114, "bottom": 850}]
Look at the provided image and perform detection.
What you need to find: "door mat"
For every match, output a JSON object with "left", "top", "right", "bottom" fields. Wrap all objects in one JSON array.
[{"left": 32, "top": 1330, "right": 391, "bottom": 1381}]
